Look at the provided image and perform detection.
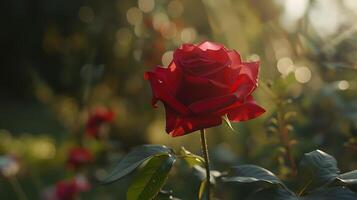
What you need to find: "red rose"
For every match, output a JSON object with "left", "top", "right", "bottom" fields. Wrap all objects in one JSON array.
[
  {"left": 54, "top": 176, "right": 90, "bottom": 200},
  {"left": 55, "top": 180, "right": 77, "bottom": 200},
  {"left": 67, "top": 147, "right": 93, "bottom": 169},
  {"left": 86, "top": 108, "right": 115, "bottom": 138},
  {"left": 145, "top": 41, "right": 265, "bottom": 137}
]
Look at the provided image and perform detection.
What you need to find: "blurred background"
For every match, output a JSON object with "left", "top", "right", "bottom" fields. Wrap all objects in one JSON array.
[{"left": 0, "top": 0, "right": 356, "bottom": 199}]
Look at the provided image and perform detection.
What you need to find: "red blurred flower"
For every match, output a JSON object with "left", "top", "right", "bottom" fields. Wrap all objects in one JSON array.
[
  {"left": 145, "top": 41, "right": 265, "bottom": 137},
  {"left": 67, "top": 147, "right": 93, "bottom": 169},
  {"left": 55, "top": 180, "right": 77, "bottom": 200},
  {"left": 53, "top": 176, "right": 90, "bottom": 200},
  {"left": 85, "top": 108, "right": 115, "bottom": 138}
]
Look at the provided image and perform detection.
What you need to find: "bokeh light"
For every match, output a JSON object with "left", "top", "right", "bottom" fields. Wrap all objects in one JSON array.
[
  {"left": 278, "top": 0, "right": 308, "bottom": 30},
  {"left": 126, "top": 7, "right": 143, "bottom": 25},
  {"left": 30, "top": 139, "right": 56, "bottom": 160},
  {"left": 167, "top": 0, "right": 184, "bottom": 18},
  {"left": 114, "top": 28, "right": 133, "bottom": 58},
  {"left": 180, "top": 27, "right": 197, "bottom": 43},
  {"left": 294, "top": 66, "right": 311, "bottom": 83},
  {"left": 308, "top": 0, "right": 343, "bottom": 37},
  {"left": 161, "top": 22, "right": 177, "bottom": 39},
  {"left": 2, "top": 0, "right": 357, "bottom": 199},
  {"left": 161, "top": 51, "right": 173, "bottom": 67},
  {"left": 138, "top": 0, "right": 155, "bottom": 13},
  {"left": 338, "top": 80, "right": 350, "bottom": 90},
  {"left": 277, "top": 57, "right": 294, "bottom": 76},
  {"left": 153, "top": 12, "right": 170, "bottom": 32},
  {"left": 343, "top": 0, "right": 357, "bottom": 13}
]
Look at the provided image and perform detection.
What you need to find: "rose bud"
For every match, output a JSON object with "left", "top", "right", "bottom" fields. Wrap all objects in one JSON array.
[
  {"left": 67, "top": 147, "right": 93, "bottom": 169},
  {"left": 85, "top": 108, "right": 115, "bottom": 138},
  {"left": 145, "top": 41, "right": 265, "bottom": 136}
]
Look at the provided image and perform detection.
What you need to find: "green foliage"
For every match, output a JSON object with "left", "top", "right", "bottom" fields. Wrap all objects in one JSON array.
[
  {"left": 127, "top": 154, "right": 176, "bottom": 200},
  {"left": 198, "top": 180, "right": 206, "bottom": 200},
  {"left": 1, "top": 0, "right": 356, "bottom": 199},
  {"left": 220, "top": 150, "right": 357, "bottom": 200},
  {"left": 179, "top": 147, "right": 205, "bottom": 168},
  {"left": 102, "top": 145, "right": 212, "bottom": 200},
  {"left": 297, "top": 150, "right": 340, "bottom": 195},
  {"left": 154, "top": 190, "right": 181, "bottom": 200},
  {"left": 102, "top": 145, "right": 173, "bottom": 184},
  {"left": 222, "top": 165, "right": 285, "bottom": 190},
  {"left": 246, "top": 187, "right": 298, "bottom": 200},
  {"left": 336, "top": 170, "right": 357, "bottom": 192}
]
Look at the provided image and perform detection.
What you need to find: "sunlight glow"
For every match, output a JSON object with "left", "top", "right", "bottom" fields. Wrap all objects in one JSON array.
[
  {"left": 343, "top": 0, "right": 357, "bottom": 13},
  {"left": 127, "top": 7, "right": 143, "bottom": 25},
  {"left": 180, "top": 27, "right": 197, "bottom": 43},
  {"left": 308, "top": 0, "right": 343, "bottom": 37},
  {"left": 277, "top": 57, "right": 294, "bottom": 76},
  {"left": 168, "top": 0, "right": 184, "bottom": 18},
  {"left": 161, "top": 22, "right": 177, "bottom": 39},
  {"left": 138, "top": 0, "right": 155, "bottom": 13},
  {"left": 277, "top": 0, "right": 308, "bottom": 30},
  {"left": 114, "top": 28, "right": 132, "bottom": 57},
  {"left": 31, "top": 140, "right": 56, "bottom": 159},
  {"left": 294, "top": 66, "right": 311, "bottom": 83},
  {"left": 153, "top": 12, "right": 170, "bottom": 31},
  {"left": 162, "top": 51, "right": 173, "bottom": 67},
  {"left": 338, "top": 80, "right": 350, "bottom": 90}
]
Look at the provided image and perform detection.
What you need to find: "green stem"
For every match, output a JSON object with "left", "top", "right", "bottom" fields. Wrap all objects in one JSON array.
[
  {"left": 200, "top": 129, "right": 211, "bottom": 200},
  {"left": 277, "top": 109, "right": 297, "bottom": 176},
  {"left": 9, "top": 176, "right": 28, "bottom": 200}
]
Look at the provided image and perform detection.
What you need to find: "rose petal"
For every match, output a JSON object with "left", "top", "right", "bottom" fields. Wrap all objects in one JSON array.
[
  {"left": 176, "top": 74, "right": 230, "bottom": 105},
  {"left": 203, "top": 49, "right": 230, "bottom": 67},
  {"left": 225, "top": 65, "right": 258, "bottom": 99},
  {"left": 188, "top": 94, "right": 237, "bottom": 114},
  {"left": 239, "top": 61, "right": 260, "bottom": 84},
  {"left": 197, "top": 41, "right": 230, "bottom": 67},
  {"left": 187, "top": 74, "right": 257, "bottom": 115},
  {"left": 230, "top": 74, "right": 256, "bottom": 97},
  {"left": 173, "top": 44, "right": 201, "bottom": 66},
  {"left": 228, "top": 102, "right": 265, "bottom": 122},
  {"left": 206, "top": 51, "right": 248, "bottom": 87},
  {"left": 228, "top": 52, "right": 259, "bottom": 88},
  {"left": 164, "top": 108, "right": 222, "bottom": 137},
  {"left": 228, "top": 50, "right": 242, "bottom": 65},
  {"left": 163, "top": 104, "right": 177, "bottom": 134},
  {"left": 198, "top": 41, "right": 225, "bottom": 51},
  {"left": 174, "top": 42, "right": 230, "bottom": 76},
  {"left": 145, "top": 41, "right": 265, "bottom": 137},
  {"left": 162, "top": 61, "right": 182, "bottom": 93},
  {"left": 183, "top": 59, "right": 226, "bottom": 76},
  {"left": 178, "top": 43, "right": 196, "bottom": 52},
  {"left": 222, "top": 96, "right": 265, "bottom": 122},
  {"left": 145, "top": 66, "right": 191, "bottom": 115}
]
